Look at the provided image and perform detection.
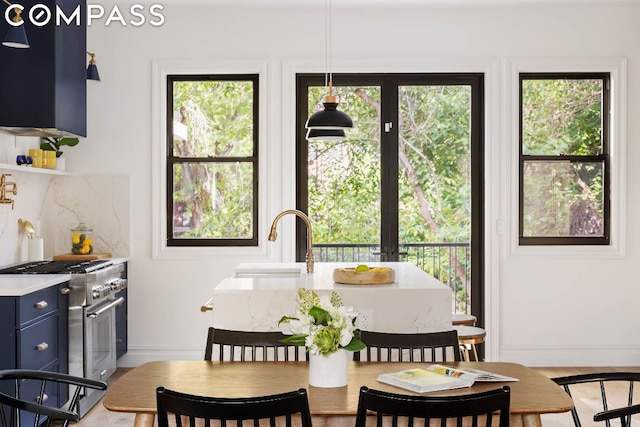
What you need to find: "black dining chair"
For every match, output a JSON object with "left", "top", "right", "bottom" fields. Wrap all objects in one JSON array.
[
  {"left": 0, "top": 369, "right": 107, "bottom": 427},
  {"left": 354, "top": 385, "right": 511, "bottom": 427},
  {"left": 353, "top": 330, "right": 462, "bottom": 362},
  {"left": 156, "top": 387, "right": 313, "bottom": 427},
  {"left": 552, "top": 372, "right": 640, "bottom": 427},
  {"left": 204, "top": 327, "right": 308, "bottom": 361}
]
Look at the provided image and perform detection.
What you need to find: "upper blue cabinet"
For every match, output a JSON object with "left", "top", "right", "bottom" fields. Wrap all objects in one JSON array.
[{"left": 0, "top": 0, "right": 86, "bottom": 137}]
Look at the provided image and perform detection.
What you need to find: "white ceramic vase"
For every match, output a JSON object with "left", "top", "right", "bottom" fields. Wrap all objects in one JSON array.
[
  {"left": 308, "top": 348, "right": 349, "bottom": 388},
  {"left": 28, "top": 237, "right": 44, "bottom": 261},
  {"left": 55, "top": 157, "right": 65, "bottom": 171}
]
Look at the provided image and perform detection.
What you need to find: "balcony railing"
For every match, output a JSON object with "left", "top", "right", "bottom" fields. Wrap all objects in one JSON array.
[{"left": 313, "top": 242, "right": 471, "bottom": 314}]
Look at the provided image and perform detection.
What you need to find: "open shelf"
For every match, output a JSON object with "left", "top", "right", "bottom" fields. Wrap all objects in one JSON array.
[{"left": 0, "top": 163, "right": 72, "bottom": 176}]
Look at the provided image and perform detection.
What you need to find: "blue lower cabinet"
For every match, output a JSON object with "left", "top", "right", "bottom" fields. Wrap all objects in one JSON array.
[
  {"left": 115, "top": 286, "right": 128, "bottom": 359},
  {"left": 115, "top": 318, "right": 127, "bottom": 359},
  {"left": 0, "top": 281, "right": 70, "bottom": 426},
  {"left": 17, "top": 315, "right": 59, "bottom": 370},
  {"left": 17, "top": 361, "right": 60, "bottom": 427},
  {"left": 18, "top": 286, "right": 58, "bottom": 327}
]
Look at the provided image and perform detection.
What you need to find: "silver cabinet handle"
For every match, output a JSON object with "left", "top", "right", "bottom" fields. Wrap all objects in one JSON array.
[
  {"left": 60, "top": 287, "right": 71, "bottom": 295},
  {"left": 86, "top": 297, "right": 124, "bottom": 318},
  {"left": 36, "top": 342, "right": 49, "bottom": 351},
  {"left": 36, "top": 394, "right": 48, "bottom": 403},
  {"left": 35, "top": 301, "right": 48, "bottom": 309}
]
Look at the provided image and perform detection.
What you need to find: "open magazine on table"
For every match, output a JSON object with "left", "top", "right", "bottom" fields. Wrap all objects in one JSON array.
[{"left": 377, "top": 364, "right": 519, "bottom": 393}]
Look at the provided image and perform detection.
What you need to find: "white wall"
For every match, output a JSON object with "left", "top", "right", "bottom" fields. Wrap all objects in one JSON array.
[{"left": 5, "top": 2, "right": 638, "bottom": 366}]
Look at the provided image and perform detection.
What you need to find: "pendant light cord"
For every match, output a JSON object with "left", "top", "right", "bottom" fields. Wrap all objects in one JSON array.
[
  {"left": 328, "top": 0, "right": 333, "bottom": 97},
  {"left": 325, "top": 0, "right": 335, "bottom": 100},
  {"left": 323, "top": 0, "right": 327, "bottom": 88}
]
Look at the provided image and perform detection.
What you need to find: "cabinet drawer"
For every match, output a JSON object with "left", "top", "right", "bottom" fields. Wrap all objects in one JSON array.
[
  {"left": 18, "top": 362, "right": 61, "bottom": 427},
  {"left": 17, "top": 315, "right": 58, "bottom": 370},
  {"left": 18, "top": 286, "right": 59, "bottom": 327}
]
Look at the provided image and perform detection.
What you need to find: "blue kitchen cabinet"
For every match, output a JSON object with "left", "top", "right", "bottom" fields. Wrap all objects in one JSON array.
[
  {"left": 115, "top": 262, "right": 128, "bottom": 359},
  {"left": 0, "top": 0, "right": 87, "bottom": 137},
  {"left": 0, "top": 281, "right": 71, "bottom": 425}
]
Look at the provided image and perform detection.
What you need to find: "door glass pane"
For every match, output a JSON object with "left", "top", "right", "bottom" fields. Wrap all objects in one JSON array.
[
  {"left": 397, "top": 85, "right": 472, "bottom": 313},
  {"left": 308, "top": 86, "right": 381, "bottom": 262}
]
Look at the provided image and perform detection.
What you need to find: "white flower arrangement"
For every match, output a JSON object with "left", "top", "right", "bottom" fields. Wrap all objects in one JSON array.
[{"left": 278, "top": 288, "right": 366, "bottom": 356}]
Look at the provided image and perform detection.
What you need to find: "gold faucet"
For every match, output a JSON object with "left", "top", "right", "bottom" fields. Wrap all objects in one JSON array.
[
  {"left": 268, "top": 209, "right": 314, "bottom": 273},
  {"left": 0, "top": 174, "right": 17, "bottom": 209}
]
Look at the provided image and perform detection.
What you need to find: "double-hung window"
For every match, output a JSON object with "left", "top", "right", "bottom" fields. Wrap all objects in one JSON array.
[
  {"left": 166, "top": 74, "right": 259, "bottom": 247},
  {"left": 519, "top": 72, "right": 610, "bottom": 245}
]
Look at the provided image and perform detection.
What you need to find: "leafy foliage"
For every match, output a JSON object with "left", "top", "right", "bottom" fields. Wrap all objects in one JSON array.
[
  {"left": 40, "top": 137, "right": 80, "bottom": 158},
  {"left": 521, "top": 78, "right": 605, "bottom": 237},
  {"left": 278, "top": 289, "right": 365, "bottom": 355},
  {"left": 169, "top": 73, "right": 604, "bottom": 271},
  {"left": 171, "top": 79, "right": 255, "bottom": 239}
]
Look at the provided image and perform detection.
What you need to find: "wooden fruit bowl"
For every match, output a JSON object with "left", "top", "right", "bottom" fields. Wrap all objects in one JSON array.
[{"left": 333, "top": 267, "right": 395, "bottom": 285}]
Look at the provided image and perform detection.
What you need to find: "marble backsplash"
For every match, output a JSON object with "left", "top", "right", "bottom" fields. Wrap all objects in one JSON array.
[
  {"left": 0, "top": 164, "right": 130, "bottom": 266},
  {"left": 42, "top": 175, "right": 130, "bottom": 258}
]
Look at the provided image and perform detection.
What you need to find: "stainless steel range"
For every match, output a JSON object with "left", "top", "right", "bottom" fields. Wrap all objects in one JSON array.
[{"left": 0, "top": 259, "right": 127, "bottom": 417}]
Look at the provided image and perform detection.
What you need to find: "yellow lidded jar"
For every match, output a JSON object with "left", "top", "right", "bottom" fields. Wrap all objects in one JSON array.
[
  {"left": 43, "top": 150, "right": 57, "bottom": 169},
  {"left": 29, "top": 149, "right": 43, "bottom": 167}
]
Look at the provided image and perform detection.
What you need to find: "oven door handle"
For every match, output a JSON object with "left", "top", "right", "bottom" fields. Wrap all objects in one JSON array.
[{"left": 86, "top": 297, "right": 124, "bottom": 318}]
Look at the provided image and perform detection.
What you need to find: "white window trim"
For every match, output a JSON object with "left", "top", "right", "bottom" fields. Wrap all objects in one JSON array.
[
  {"left": 151, "top": 59, "right": 270, "bottom": 259},
  {"left": 508, "top": 57, "right": 627, "bottom": 259}
]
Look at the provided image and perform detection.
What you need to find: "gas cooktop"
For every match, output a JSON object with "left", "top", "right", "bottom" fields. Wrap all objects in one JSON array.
[{"left": 0, "top": 260, "right": 112, "bottom": 274}]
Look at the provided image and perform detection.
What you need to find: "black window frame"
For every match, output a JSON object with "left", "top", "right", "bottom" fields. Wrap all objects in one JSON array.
[
  {"left": 296, "top": 72, "right": 485, "bottom": 340},
  {"left": 518, "top": 72, "right": 610, "bottom": 246},
  {"left": 166, "top": 74, "right": 259, "bottom": 247}
]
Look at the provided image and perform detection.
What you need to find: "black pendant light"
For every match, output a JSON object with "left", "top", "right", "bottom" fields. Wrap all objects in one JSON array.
[
  {"left": 306, "top": 128, "right": 346, "bottom": 142},
  {"left": 305, "top": 0, "right": 353, "bottom": 131},
  {"left": 2, "top": 1, "right": 29, "bottom": 48}
]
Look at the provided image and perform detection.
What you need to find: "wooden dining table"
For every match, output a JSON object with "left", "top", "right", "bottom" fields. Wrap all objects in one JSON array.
[{"left": 103, "top": 360, "right": 573, "bottom": 427}]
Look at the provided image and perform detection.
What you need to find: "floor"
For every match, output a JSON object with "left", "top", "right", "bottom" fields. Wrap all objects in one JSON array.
[
  {"left": 73, "top": 368, "right": 136, "bottom": 426},
  {"left": 71, "top": 366, "right": 640, "bottom": 427},
  {"left": 535, "top": 367, "right": 640, "bottom": 427}
]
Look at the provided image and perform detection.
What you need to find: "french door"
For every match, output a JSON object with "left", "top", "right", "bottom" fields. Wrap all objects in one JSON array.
[{"left": 296, "top": 73, "right": 484, "bottom": 324}]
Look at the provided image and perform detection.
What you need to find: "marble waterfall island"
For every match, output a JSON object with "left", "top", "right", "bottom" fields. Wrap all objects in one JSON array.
[{"left": 211, "top": 262, "right": 452, "bottom": 333}]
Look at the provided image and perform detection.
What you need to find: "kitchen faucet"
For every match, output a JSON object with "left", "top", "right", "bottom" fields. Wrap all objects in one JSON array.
[
  {"left": 0, "top": 174, "right": 17, "bottom": 209},
  {"left": 268, "top": 209, "right": 314, "bottom": 273}
]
